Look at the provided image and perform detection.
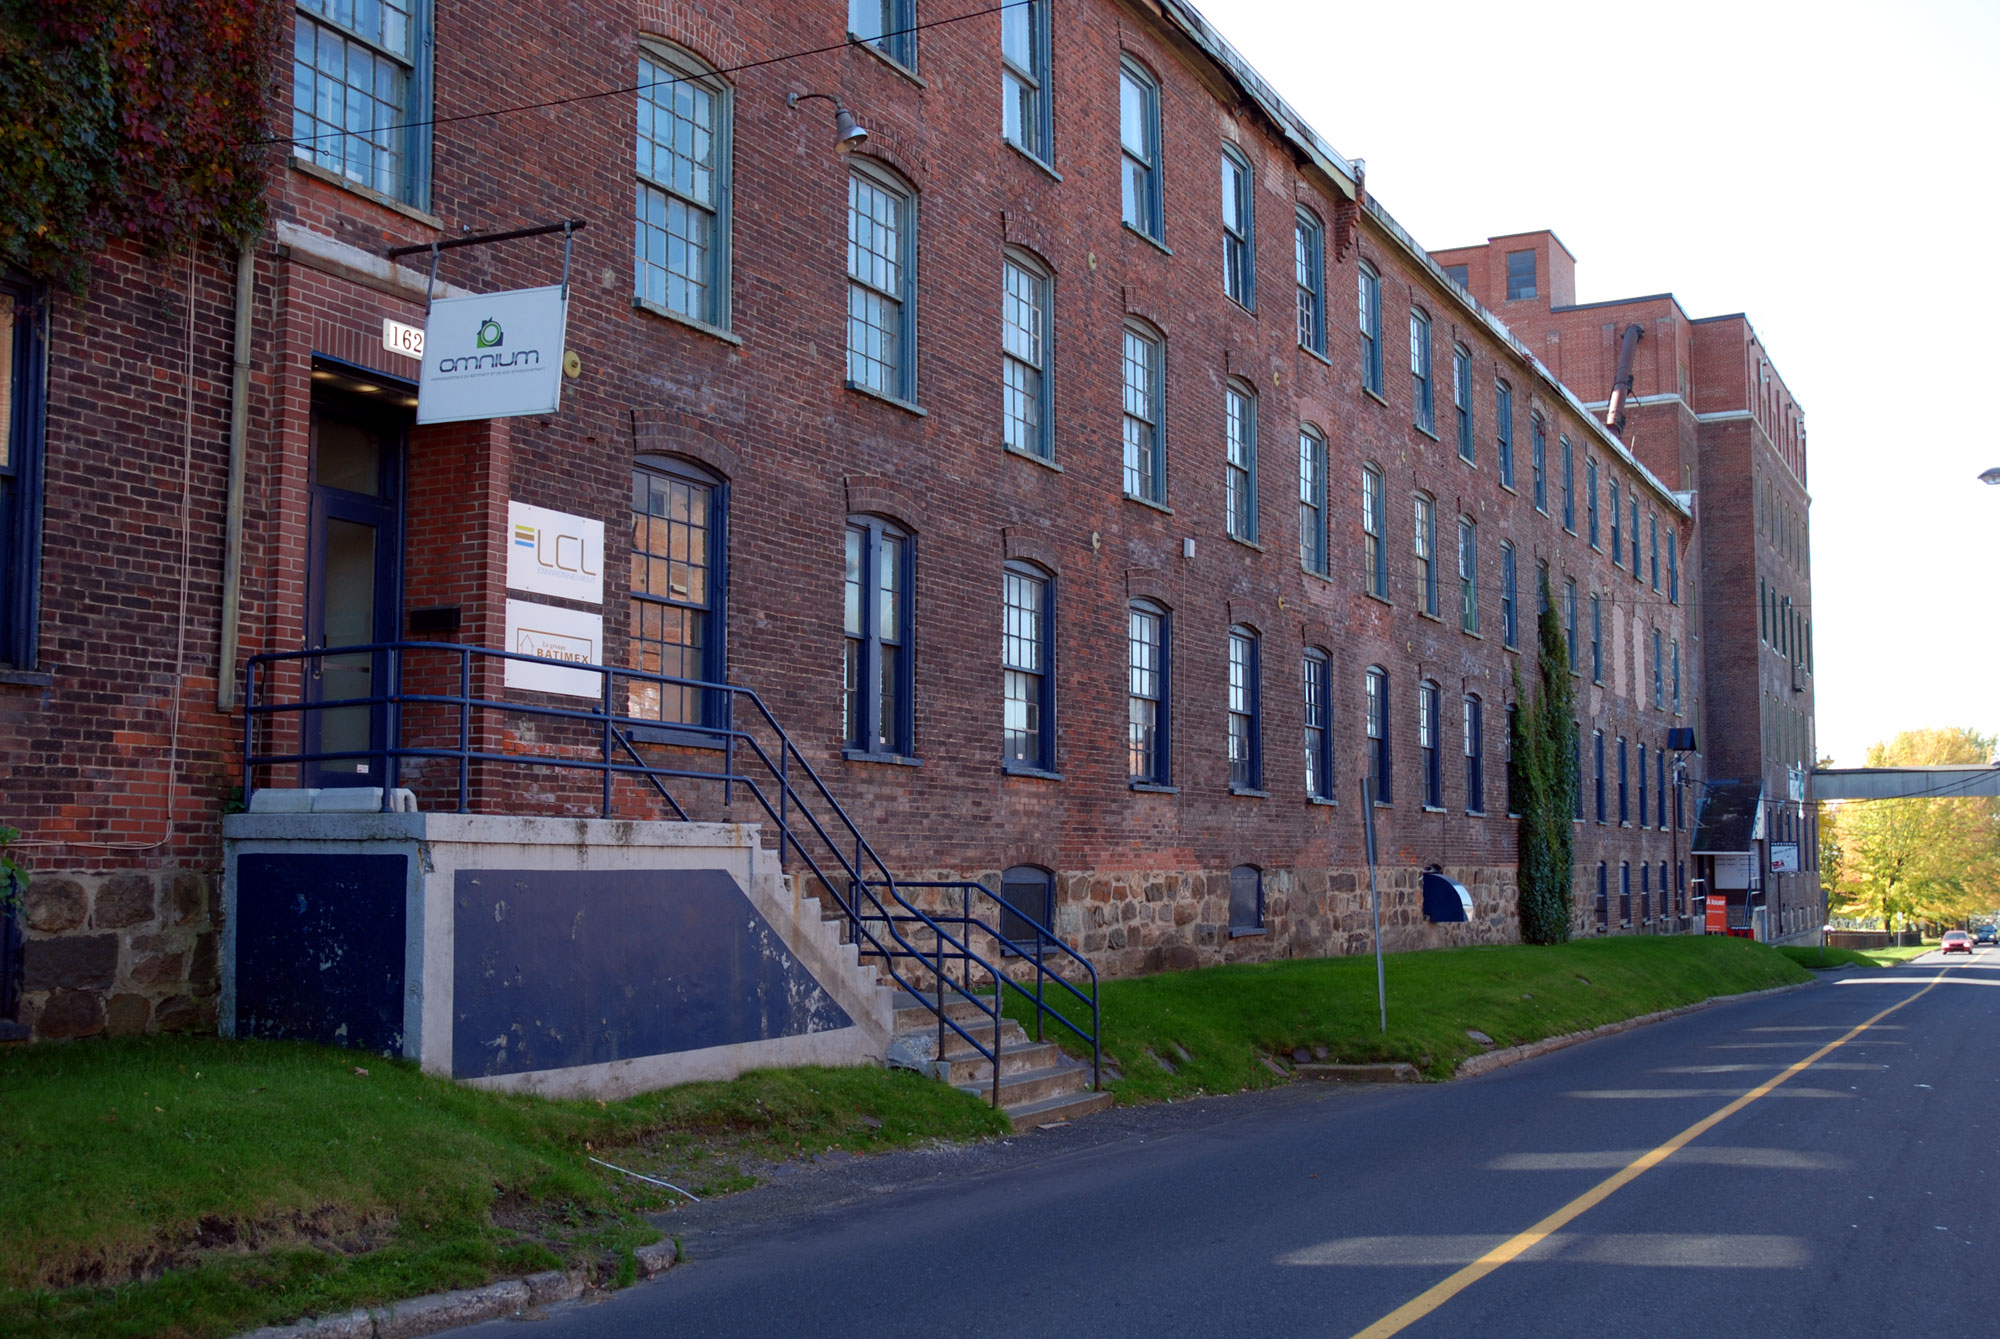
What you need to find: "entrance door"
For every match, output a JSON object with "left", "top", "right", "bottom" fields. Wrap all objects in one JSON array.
[{"left": 304, "top": 403, "right": 402, "bottom": 786}]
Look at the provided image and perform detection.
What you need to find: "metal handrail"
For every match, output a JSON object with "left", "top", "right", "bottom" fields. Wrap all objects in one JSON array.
[{"left": 242, "top": 641, "right": 1101, "bottom": 1096}]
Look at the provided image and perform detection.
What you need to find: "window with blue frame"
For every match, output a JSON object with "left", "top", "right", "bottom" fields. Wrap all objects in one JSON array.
[
  {"left": 1458, "top": 516, "right": 1478, "bottom": 634},
  {"left": 293, "top": 0, "right": 431, "bottom": 205},
  {"left": 1656, "top": 749, "right": 1667, "bottom": 828},
  {"left": 1610, "top": 478, "right": 1622, "bottom": 565},
  {"left": 1564, "top": 579, "right": 1577, "bottom": 673},
  {"left": 1420, "top": 680, "right": 1442, "bottom": 808},
  {"left": 1304, "top": 647, "right": 1333, "bottom": 800},
  {"left": 844, "top": 516, "right": 913, "bottom": 756},
  {"left": 1620, "top": 862, "right": 1631, "bottom": 925},
  {"left": 1119, "top": 60, "right": 1162, "bottom": 239},
  {"left": 1463, "top": 694, "right": 1484, "bottom": 814},
  {"left": 1672, "top": 638, "right": 1681, "bottom": 713},
  {"left": 1453, "top": 345, "right": 1473, "bottom": 462},
  {"left": 850, "top": 0, "right": 916, "bottom": 68},
  {"left": 1227, "top": 625, "right": 1261, "bottom": 791},
  {"left": 1505, "top": 249, "right": 1536, "bottom": 300},
  {"left": 1003, "top": 561, "right": 1055, "bottom": 770},
  {"left": 1230, "top": 864, "right": 1264, "bottom": 932},
  {"left": 1652, "top": 626, "right": 1665, "bottom": 709},
  {"left": 635, "top": 43, "right": 731, "bottom": 329},
  {"left": 1299, "top": 425, "right": 1327, "bottom": 575},
  {"left": 1495, "top": 380, "right": 1514, "bottom": 488},
  {"left": 1629, "top": 496, "right": 1640, "bottom": 575},
  {"left": 1128, "top": 600, "right": 1169, "bottom": 784},
  {"left": 1, "top": 270, "right": 46, "bottom": 670},
  {"left": 1221, "top": 145, "right": 1255, "bottom": 309},
  {"left": 1530, "top": 414, "right": 1548, "bottom": 512},
  {"left": 1358, "top": 264, "right": 1383, "bottom": 395},
  {"left": 1586, "top": 457, "right": 1599, "bottom": 548},
  {"left": 1295, "top": 210, "right": 1325, "bottom": 354},
  {"left": 1362, "top": 463, "right": 1387, "bottom": 599},
  {"left": 1366, "top": 665, "right": 1391, "bottom": 803},
  {"left": 1506, "top": 703, "right": 1520, "bottom": 816},
  {"left": 1618, "top": 735, "right": 1629, "bottom": 823},
  {"left": 1413, "top": 492, "right": 1437, "bottom": 617},
  {"left": 1572, "top": 726, "right": 1583, "bottom": 821},
  {"left": 1649, "top": 512, "right": 1660, "bottom": 590},
  {"left": 630, "top": 457, "right": 727, "bottom": 727},
  {"left": 1560, "top": 436, "right": 1574, "bottom": 531},
  {"left": 1594, "top": 729, "right": 1606, "bottom": 822},
  {"left": 1668, "top": 529, "right": 1679, "bottom": 603},
  {"left": 1122, "top": 321, "right": 1165, "bottom": 503},
  {"left": 1225, "top": 381, "right": 1258, "bottom": 543},
  {"left": 1638, "top": 743, "right": 1648, "bottom": 828},
  {"left": 1499, "top": 540, "right": 1517, "bottom": 649},
  {"left": 1001, "top": 0, "right": 1051, "bottom": 162},
  {"left": 1590, "top": 593, "right": 1602, "bottom": 683},
  {"left": 1596, "top": 862, "right": 1609, "bottom": 931},
  {"left": 1410, "top": 309, "right": 1433, "bottom": 433}
]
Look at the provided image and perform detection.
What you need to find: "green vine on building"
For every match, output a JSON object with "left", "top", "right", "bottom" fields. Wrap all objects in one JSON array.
[
  {"left": 1, "top": 0, "right": 283, "bottom": 289},
  {"left": 1512, "top": 575, "right": 1578, "bottom": 944}
]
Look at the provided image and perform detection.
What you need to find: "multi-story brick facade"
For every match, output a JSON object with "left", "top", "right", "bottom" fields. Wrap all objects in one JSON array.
[
  {"left": 3, "top": 0, "right": 1784, "bottom": 1042},
  {"left": 1435, "top": 232, "right": 1820, "bottom": 940}
]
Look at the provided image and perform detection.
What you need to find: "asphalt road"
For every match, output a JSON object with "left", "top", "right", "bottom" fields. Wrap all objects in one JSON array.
[{"left": 464, "top": 951, "right": 2000, "bottom": 1338}]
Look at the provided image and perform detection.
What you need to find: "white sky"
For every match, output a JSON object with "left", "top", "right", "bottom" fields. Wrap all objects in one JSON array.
[{"left": 1208, "top": 0, "right": 2000, "bottom": 766}]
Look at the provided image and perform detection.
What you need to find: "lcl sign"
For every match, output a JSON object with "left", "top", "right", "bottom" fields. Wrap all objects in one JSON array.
[{"left": 506, "top": 500, "right": 604, "bottom": 605}]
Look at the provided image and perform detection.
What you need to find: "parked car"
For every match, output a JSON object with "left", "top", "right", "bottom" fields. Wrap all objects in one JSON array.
[
  {"left": 1974, "top": 924, "right": 1997, "bottom": 946},
  {"left": 1941, "top": 931, "right": 1972, "bottom": 955}
]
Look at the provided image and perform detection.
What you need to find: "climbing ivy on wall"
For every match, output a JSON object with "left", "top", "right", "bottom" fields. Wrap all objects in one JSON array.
[
  {"left": 0, "top": 0, "right": 283, "bottom": 289},
  {"left": 1513, "top": 575, "right": 1578, "bottom": 945}
]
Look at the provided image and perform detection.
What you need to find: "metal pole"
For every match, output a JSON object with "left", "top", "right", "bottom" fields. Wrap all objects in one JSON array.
[{"left": 1361, "top": 776, "right": 1386, "bottom": 1033}]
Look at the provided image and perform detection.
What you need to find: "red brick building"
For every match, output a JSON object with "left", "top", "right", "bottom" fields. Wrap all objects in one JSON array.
[
  {"left": 3, "top": 0, "right": 1778, "bottom": 1042},
  {"left": 1434, "top": 231, "right": 1820, "bottom": 940}
]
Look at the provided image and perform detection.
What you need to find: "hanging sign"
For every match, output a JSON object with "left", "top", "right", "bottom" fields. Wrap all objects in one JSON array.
[
  {"left": 504, "top": 599, "right": 603, "bottom": 699},
  {"left": 507, "top": 501, "right": 603, "bottom": 604},
  {"left": 416, "top": 285, "right": 568, "bottom": 424}
]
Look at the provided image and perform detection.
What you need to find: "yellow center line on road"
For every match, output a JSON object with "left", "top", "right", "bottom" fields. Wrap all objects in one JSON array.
[{"left": 1348, "top": 970, "right": 1953, "bottom": 1339}]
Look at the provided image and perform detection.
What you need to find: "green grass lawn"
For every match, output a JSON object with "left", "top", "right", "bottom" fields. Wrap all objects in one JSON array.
[
  {"left": 0, "top": 1040, "right": 1003, "bottom": 1339},
  {"left": 1778, "top": 942, "right": 1934, "bottom": 969},
  {"left": 1008, "top": 935, "right": 1811, "bottom": 1103}
]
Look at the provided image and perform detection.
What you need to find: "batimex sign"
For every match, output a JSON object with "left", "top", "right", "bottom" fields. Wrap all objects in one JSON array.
[{"left": 416, "top": 285, "right": 568, "bottom": 424}]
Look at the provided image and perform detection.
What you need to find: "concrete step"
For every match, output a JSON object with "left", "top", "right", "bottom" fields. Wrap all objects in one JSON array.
[
  {"left": 935, "top": 1019, "right": 1031, "bottom": 1056},
  {"left": 998, "top": 1087, "right": 1117, "bottom": 1133},
  {"left": 957, "top": 1061, "right": 1092, "bottom": 1110},
  {"left": 932, "top": 1038, "right": 1061, "bottom": 1085},
  {"left": 891, "top": 992, "right": 1005, "bottom": 1030}
]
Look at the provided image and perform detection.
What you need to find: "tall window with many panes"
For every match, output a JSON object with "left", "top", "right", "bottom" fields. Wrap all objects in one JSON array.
[
  {"left": 1228, "top": 626, "right": 1260, "bottom": 790},
  {"left": 850, "top": 0, "right": 915, "bottom": 68},
  {"left": 1304, "top": 648, "right": 1332, "bottom": 800},
  {"left": 630, "top": 459, "right": 724, "bottom": 726},
  {"left": 1413, "top": 493, "right": 1437, "bottom": 617},
  {"left": 1358, "top": 264, "right": 1382, "bottom": 394},
  {"left": 1225, "top": 382, "right": 1257, "bottom": 543},
  {"left": 1458, "top": 517, "right": 1478, "bottom": 633},
  {"left": 1366, "top": 666, "right": 1391, "bottom": 803},
  {"left": 1000, "top": 0, "right": 1051, "bottom": 162},
  {"left": 847, "top": 165, "right": 915, "bottom": 402},
  {"left": 1001, "top": 254, "right": 1051, "bottom": 459},
  {"left": 1299, "top": 425, "right": 1327, "bottom": 575},
  {"left": 1128, "top": 600, "right": 1167, "bottom": 784},
  {"left": 1362, "top": 464, "right": 1387, "bottom": 598},
  {"left": 293, "top": 0, "right": 430, "bottom": 204},
  {"left": 1495, "top": 380, "right": 1514, "bottom": 488},
  {"left": 635, "top": 44, "right": 729, "bottom": 328},
  {"left": 1221, "top": 146, "right": 1254, "bottom": 308},
  {"left": 1003, "top": 562, "right": 1052, "bottom": 768},
  {"left": 1453, "top": 345, "right": 1473, "bottom": 462},
  {"left": 1296, "top": 210, "right": 1325, "bottom": 353},
  {"left": 1410, "top": 310, "right": 1433, "bottom": 433},
  {"left": 1119, "top": 61, "right": 1162, "bottom": 239},
  {"left": 844, "top": 517, "right": 911, "bottom": 756},
  {"left": 1122, "top": 323, "right": 1164, "bottom": 502}
]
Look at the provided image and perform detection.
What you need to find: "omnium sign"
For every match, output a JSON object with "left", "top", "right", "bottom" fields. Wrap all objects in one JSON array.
[{"left": 415, "top": 285, "right": 568, "bottom": 424}]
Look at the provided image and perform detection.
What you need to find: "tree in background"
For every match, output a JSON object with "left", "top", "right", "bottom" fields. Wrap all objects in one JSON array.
[
  {"left": 1513, "top": 577, "right": 1577, "bottom": 944},
  {"left": 1825, "top": 728, "right": 2000, "bottom": 930}
]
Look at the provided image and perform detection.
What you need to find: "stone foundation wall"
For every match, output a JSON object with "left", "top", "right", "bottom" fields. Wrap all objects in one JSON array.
[
  {"left": 899, "top": 863, "right": 1523, "bottom": 981},
  {"left": 14, "top": 868, "right": 218, "bottom": 1039}
]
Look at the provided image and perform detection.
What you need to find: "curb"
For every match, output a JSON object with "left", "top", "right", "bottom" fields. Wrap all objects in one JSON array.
[
  {"left": 238, "top": 1240, "right": 678, "bottom": 1339},
  {"left": 1452, "top": 980, "right": 1812, "bottom": 1080},
  {"left": 1295, "top": 1061, "right": 1421, "bottom": 1083}
]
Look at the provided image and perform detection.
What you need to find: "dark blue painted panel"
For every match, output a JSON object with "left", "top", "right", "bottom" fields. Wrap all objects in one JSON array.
[
  {"left": 235, "top": 852, "right": 407, "bottom": 1053},
  {"left": 452, "top": 868, "right": 853, "bottom": 1079}
]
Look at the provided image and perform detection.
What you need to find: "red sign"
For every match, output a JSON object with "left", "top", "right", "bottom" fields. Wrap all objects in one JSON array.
[{"left": 1704, "top": 897, "right": 1727, "bottom": 934}]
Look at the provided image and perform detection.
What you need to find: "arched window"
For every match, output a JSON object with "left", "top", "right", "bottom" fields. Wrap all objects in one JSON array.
[
  {"left": 1122, "top": 320, "right": 1165, "bottom": 503},
  {"left": 1128, "top": 600, "right": 1169, "bottom": 785},
  {"left": 1419, "top": 679, "right": 1442, "bottom": 808},
  {"left": 1365, "top": 666, "right": 1391, "bottom": 804},
  {"left": 630, "top": 455, "right": 726, "bottom": 727},
  {"left": 1530, "top": 413, "right": 1548, "bottom": 513},
  {"left": 1221, "top": 144, "right": 1255, "bottom": 308},
  {"left": 1452, "top": 344, "right": 1473, "bottom": 461},
  {"left": 1358, "top": 264, "right": 1383, "bottom": 393},
  {"left": 1227, "top": 625, "right": 1261, "bottom": 791},
  {"left": 636, "top": 40, "right": 732, "bottom": 329},
  {"left": 1002, "top": 561, "right": 1054, "bottom": 770},
  {"left": 1499, "top": 540, "right": 1517, "bottom": 649},
  {"left": 1299, "top": 424, "right": 1327, "bottom": 575},
  {"left": 1559, "top": 435, "right": 1575, "bottom": 531},
  {"left": 1229, "top": 864, "right": 1263, "bottom": 933},
  {"left": 1362, "top": 463, "right": 1387, "bottom": 599},
  {"left": 1409, "top": 308, "right": 1433, "bottom": 433},
  {"left": 844, "top": 515, "right": 913, "bottom": 757},
  {"left": 1001, "top": 249, "right": 1053, "bottom": 461},
  {"left": 1463, "top": 694, "right": 1484, "bottom": 814},
  {"left": 1413, "top": 492, "right": 1437, "bottom": 617},
  {"left": 1303, "top": 647, "right": 1333, "bottom": 801},
  {"left": 1295, "top": 209, "right": 1325, "bottom": 353},
  {"left": 1494, "top": 379, "right": 1515, "bottom": 488},
  {"left": 1225, "top": 381, "right": 1258, "bottom": 543},
  {"left": 1457, "top": 516, "right": 1478, "bottom": 633}
]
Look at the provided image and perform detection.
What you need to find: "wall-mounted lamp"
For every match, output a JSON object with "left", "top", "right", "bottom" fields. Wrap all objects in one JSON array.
[
  {"left": 786, "top": 91, "right": 868, "bottom": 151},
  {"left": 1980, "top": 466, "right": 2000, "bottom": 486}
]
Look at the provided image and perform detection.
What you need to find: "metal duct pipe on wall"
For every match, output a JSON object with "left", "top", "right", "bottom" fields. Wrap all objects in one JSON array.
[
  {"left": 216, "top": 237, "right": 255, "bottom": 711},
  {"left": 1605, "top": 322, "right": 1644, "bottom": 434}
]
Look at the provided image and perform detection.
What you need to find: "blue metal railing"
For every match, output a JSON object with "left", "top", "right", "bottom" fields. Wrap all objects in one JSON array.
[{"left": 242, "top": 641, "right": 1100, "bottom": 1099}]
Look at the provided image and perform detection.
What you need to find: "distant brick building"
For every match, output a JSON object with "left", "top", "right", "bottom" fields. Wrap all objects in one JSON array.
[
  {"left": 1434, "top": 232, "right": 1820, "bottom": 939},
  {"left": 2, "top": 0, "right": 1798, "bottom": 1043}
]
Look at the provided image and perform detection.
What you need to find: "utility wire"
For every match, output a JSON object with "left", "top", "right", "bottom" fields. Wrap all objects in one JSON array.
[{"left": 262, "top": 1, "right": 1032, "bottom": 150}]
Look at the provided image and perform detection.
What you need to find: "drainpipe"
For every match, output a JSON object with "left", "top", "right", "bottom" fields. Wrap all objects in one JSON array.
[
  {"left": 216, "top": 237, "right": 255, "bottom": 711},
  {"left": 1605, "top": 323, "right": 1644, "bottom": 435}
]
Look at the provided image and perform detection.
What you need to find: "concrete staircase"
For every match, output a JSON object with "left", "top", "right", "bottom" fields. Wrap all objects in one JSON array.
[{"left": 888, "top": 991, "right": 1113, "bottom": 1133}]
